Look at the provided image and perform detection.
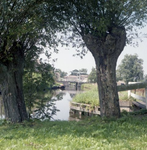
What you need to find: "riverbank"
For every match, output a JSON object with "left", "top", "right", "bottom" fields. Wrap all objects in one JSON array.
[
  {"left": 72, "top": 83, "right": 133, "bottom": 107},
  {"left": 72, "top": 84, "right": 99, "bottom": 107},
  {"left": 0, "top": 111, "right": 147, "bottom": 149}
]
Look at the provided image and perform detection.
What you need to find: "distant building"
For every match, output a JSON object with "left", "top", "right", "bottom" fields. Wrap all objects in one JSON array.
[
  {"left": 64, "top": 75, "right": 88, "bottom": 82},
  {"left": 79, "top": 75, "right": 88, "bottom": 82}
]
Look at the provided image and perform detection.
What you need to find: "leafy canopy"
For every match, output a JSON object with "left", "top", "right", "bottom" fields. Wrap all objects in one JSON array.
[
  {"left": 116, "top": 54, "right": 144, "bottom": 84},
  {"left": 0, "top": 0, "right": 63, "bottom": 65},
  {"left": 60, "top": 0, "right": 147, "bottom": 47},
  {"left": 23, "top": 59, "right": 55, "bottom": 119},
  {"left": 70, "top": 69, "right": 88, "bottom": 76},
  {"left": 88, "top": 67, "right": 97, "bottom": 83},
  {"left": 55, "top": 69, "right": 67, "bottom": 78}
]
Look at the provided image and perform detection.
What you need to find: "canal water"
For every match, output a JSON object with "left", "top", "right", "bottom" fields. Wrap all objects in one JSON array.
[
  {"left": 51, "top": 91, "right": 77, "bottom": 121},
  {"left": 0, "top": 90, "right": 81, "bottom": 121},
  {"left": 50, "top": 90, "right": 86, "bottom": 121}
]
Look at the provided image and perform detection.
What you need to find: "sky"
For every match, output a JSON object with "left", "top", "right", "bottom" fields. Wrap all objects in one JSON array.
[{"left": 41, "top": 27, "right": 147, "bottom": 75}]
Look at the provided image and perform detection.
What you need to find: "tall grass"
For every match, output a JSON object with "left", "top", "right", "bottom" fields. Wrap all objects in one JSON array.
[
  {"left": 73, "top": 84, "right": 133, "bottom": 106},
  {"left": 81, "top": 83, "right": 97, "bottom": 91},
  {"left": 72, "top": 85, "right": 99, "bottom": 106}
]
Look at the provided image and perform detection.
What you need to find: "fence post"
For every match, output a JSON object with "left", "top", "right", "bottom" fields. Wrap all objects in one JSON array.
[
  {"left": 145, "top": 86, "right": 147, "bottom": 109},
  {"left": 128, "top": 90, "right": 131, "bottom": 99},
  {"left": 128, "top": 82, "right": 131, "bottom": 99}
]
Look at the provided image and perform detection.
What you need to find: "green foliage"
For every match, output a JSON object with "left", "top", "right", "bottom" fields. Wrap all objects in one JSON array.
[
  {"left": 61, "top": 0, "right": 147, "bottom": 47},
  {"left": 79, "top": 68, "right": 88, "bottom": 75},
  {"left": 70, "top": 69, "right": 79, "bottom": 76},
  {"left": 70, "top": 68, "right": 88, "bottom": 76},
  {"left": 56, "top": 0, "right": 147, "bottom": 118},
  {"left": 88, "top": 67, "right": 97, "bottom": 83},
  {"left": 0, "top": 0, "right": 64, "bottom": 122},
  {"left": 116, "top": 54, "right": 144, "bottom": 84},
  {"left": 55, "top": 69, "right": 67, "bottom": 78},
  {"left": 23, "top": 59, "right": 56, "bottom": 119},
  {"left": 143, "top": 74, "right": 147, "bottom": 81},
  {"left": 80, "top": 84, "right": 132, "bottom": 103},
  {"left": 0, "top": 115, "right": 147, "bottom": 149},
  {"left": 0, "top": 0, "right": 64, "bottom": 66}
]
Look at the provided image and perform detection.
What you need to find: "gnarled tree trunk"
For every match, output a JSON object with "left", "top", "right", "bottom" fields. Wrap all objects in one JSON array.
[
  {"left": 0, "top": 44, "right": 28, "bottom": 122},
  {"left": 83, "top": 27, "right": 126, "bottom": 117}
]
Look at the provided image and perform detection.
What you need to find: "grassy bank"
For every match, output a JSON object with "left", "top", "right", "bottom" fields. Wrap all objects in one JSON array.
[
  {"left": 81, "top": 83, "right": 97, "bottom": 91},
  {"left": 73, "top": 83, "right": 132, "bottom": 106},
  {"left": 0, "top": 113, "right": 147, "bottom": 150},
  {"left": 72, "top": 84, "right": 99, "bottom": 106}
]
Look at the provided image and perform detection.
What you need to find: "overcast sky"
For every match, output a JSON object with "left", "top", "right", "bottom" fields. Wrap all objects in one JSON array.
[{"left": 41, "top": 26, "right": 147, "bottom": 75}]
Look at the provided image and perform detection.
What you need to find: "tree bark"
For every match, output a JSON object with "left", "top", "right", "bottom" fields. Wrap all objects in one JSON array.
[
  {"left": 83, "top": 27, "right": 126, "bottom": 118},
  {"left": 0, "top": 43, "right": 28, "bottom": 122}
]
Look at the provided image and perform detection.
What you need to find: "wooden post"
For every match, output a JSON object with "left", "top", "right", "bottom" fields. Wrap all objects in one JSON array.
[
  {"left": 0, "top": 96, "right": 2, "bottom": 119},
  {"left": 79, "top": 111, "right": 82, "bottom": 118},
  {"left": 145, "top": 86, "right": 147, "bottom": 109},
  {"left": 128, "top": 90, "right": 131, "bottom": 99},
  {"left": 75, "top": 82, "right": 78, "bottom": 91}
]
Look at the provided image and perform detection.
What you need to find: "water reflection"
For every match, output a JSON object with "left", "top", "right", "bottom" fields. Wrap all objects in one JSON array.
[
  {"left": 31, "top": 90, "right": 82, "bottom": 121},
  {"left": 31, "top": 91, "right": 63, "bottom": 120},
  {"left": 51, "top": 91, "right": 72, "bottom": 121},
  {"left": 51, "top": 90, "right": 85, "bottom": 121},
  {"left": 0, "top": 90, "right": 82, "bottom": 121}
]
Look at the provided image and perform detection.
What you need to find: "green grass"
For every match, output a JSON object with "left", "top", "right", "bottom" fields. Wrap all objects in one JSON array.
[
  {"left": 118, "top": 91, "right": 135, "bottom": 101},
  {"left": 81, "top": 83, "right": 97, "bottom": 91},
  {"left": 118, "top": 91, "right": 128, "bottom": 100},
  {"left": 0, "top": 113, "right": 147, "bottom": 150},
  {"left": 72, "top": 85, "right": 99, "bottom": 106},
  {"left": 73, "top": 84, "right": 133, "bottom": 106}
]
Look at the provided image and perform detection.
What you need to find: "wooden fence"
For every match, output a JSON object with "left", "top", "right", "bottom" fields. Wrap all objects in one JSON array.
[{"left": 118, "top": 82, "right": 147, "bottom": 109}]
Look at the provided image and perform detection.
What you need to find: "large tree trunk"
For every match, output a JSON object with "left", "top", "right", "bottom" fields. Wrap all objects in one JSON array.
[
  {"left": 83, "top": 27, "right": 126, "bottom": 118},
  {"left": 0, "top": 43, "right": 28, "bottom": 122}
]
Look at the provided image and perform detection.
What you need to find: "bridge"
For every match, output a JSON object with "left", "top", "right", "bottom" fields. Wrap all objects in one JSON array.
[{"left": 57, "top": 81, "right": 89, "bottom": 90}]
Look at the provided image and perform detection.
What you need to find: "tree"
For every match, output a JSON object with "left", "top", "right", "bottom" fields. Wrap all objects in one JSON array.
[
  {"left": 60, "top": 0, "right": 147, "bottom": 117},
  {"left": 70, "top": 69, "right": 79, "bottom": 76},
  {"left": 23, "top": 59, "right": 56, "bottom": 119},
  {"left": 0, "top": 0, "right": 62, "bottom": 122},
  {"left": 88, "top": 68, "right": 97, "bottom": 83},
  {"left": 79, "top": 68, "right": 88, "bottom": 75},
  {"left": 55, "top": 69, "right": 67, "bottom": 78},
  {"left": 70, "top": 68, "right": 88, "bottom": 76},
  {"left": 144, "top": 75, "right": 147, "bottom": 81},
  {"left": 116, "top": 54, "right": 144, "bottom": 84}
]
